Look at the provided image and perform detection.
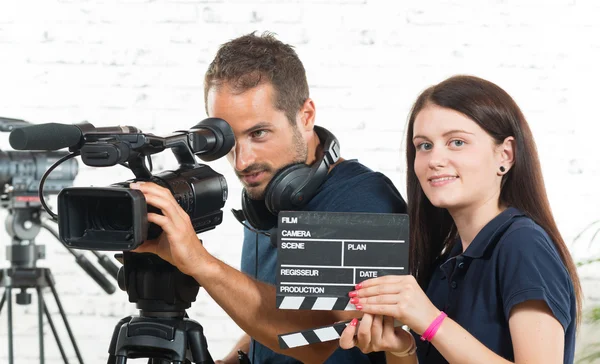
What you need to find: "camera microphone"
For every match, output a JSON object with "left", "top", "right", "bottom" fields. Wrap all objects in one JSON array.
[
  {"left": 9, "top": 123, "right": 83, "bottom": 151},
  {"left": 9, "top": 122, "right": 142, "bottom": 151}
]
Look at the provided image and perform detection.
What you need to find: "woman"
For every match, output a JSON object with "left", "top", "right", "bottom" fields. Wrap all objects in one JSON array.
[{"left": 340, "top": 75, "right": 581, "bottom": 363}]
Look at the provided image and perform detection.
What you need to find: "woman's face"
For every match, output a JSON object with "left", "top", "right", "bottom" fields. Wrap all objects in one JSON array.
[{"left": 412, "top": 104, "right": 508, "bottom": 213}]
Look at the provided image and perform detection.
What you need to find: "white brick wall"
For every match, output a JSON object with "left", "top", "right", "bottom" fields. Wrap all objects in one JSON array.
[{"left": 0, "top": 0, "right": 599, "bottom": 362}]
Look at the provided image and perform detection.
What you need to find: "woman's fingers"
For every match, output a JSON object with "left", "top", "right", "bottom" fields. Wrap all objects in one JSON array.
[
  {"left": 356, "top": 303, "right": 398, "bottom": 317},
  {"left": 358, "top": 293, "right": 400, "bottom": 305},
  {"left": 356, "top": 313, "right": 373, "bottom": 351},
  {"left": 352, "top": 283, "right": 402, "bottom": 298},
  {"left": 358, "top": 275, "right": 405, "bottom": 289},
  {"left": 370, "top": 315, "right": 384, "bottom": 345},
  {"left": 382, "top": 315, "right": 396, "bottom": 342},
  {"left": 339, "top": 319, "right": 358, "bottom": 349}
]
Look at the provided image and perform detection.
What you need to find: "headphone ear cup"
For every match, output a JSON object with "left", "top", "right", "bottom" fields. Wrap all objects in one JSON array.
[
  {"left": 241, "top": 189, "right": 277, "bottom": 231},
  {"left": 264, "top": 163, "right": 311, "bottom": 215}
]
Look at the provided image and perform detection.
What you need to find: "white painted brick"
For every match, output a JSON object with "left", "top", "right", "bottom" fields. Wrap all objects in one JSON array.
[{"left": 0, "top": 0, "right": 599, "bottom": 362}]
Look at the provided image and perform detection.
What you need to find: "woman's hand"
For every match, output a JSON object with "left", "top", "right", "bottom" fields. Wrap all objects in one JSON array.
[
  {"left": 339, "top": 314, "right": 415, "bottom": 355},
  {"left": 129, "top": 181, "right": 207, "bottom": 276},
  {"left": 349, "top": 275, "right": 440, "bottom": 335}
]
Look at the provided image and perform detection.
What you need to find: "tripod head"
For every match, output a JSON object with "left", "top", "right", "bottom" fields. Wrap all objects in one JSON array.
[
  {"left": 3, "top": 195, "right": 45, "bottom": 269},
  {"left": 116, "top": 252, "right": 199, "bottom": 315}
]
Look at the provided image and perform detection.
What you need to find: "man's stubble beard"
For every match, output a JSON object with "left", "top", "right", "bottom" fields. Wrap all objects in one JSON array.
[{"left": 244, "top": 126, "right": 308, "bottom": 200}]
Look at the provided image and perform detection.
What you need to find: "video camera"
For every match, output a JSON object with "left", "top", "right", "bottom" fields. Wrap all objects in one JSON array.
[
  {"left": 9, "top": 117, "right": 234, "bottom": 251},
  {"left": 8, "top": 117, "right": 235, "bottom": 363}
]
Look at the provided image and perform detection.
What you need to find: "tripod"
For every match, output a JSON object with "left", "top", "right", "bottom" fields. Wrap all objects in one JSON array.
[
  {"left": 107, "top": 252, "right": 214, "bottom": 364},
  {"left": 0, "top": 198, "right": 119, "bottom": 364},
  {"left": 0, "top": 204, "right": 84, "bottom": 363}
]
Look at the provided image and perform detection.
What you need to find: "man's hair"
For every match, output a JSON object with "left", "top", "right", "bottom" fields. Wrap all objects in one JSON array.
[{"left": 204, "top": 31, "right": 309, "bottom": 124}]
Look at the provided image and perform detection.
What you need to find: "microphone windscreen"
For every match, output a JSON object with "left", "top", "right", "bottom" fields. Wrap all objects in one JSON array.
[{"left": 9, "top": 123, "right": 82, "bottom": 151}]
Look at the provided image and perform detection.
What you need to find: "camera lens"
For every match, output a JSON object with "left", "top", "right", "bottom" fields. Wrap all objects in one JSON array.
[{"left": 89, "top": 198, "right": 133, "bottom": 231}]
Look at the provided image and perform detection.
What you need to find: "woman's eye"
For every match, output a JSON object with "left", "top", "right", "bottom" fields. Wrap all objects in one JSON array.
[
  {"left": 417, "top": 142, "right": 432, "bottom": 151},
  {"left": 451, "top": 140, "right": 464, "bottom": 147}
]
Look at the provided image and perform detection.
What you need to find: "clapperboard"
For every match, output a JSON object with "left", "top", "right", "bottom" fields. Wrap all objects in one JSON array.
[
  {"left": 275, "top": 211, "right": 409, "bottom": 349},
  {"left": 276, "top": 211, "right": 409, "bottom": 310}
]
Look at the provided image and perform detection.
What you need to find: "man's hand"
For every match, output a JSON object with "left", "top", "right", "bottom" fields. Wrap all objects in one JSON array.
[
  {"left": 215, "top": 359, "right": 238, "bottom": 364},
  {"left": 215, "top": 334, "right": 251, "bottom": 364},
  {"left": 129, "top": 181, "right": 207, "bottom": 276}
]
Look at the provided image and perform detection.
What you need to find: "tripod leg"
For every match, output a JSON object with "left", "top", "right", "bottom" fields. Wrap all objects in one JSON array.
[
  {"left": 43, "top": 299, "right": 70, "bottom": 364},
  {"left": 0, "top": 289, "right": 5, "bottom": 313},
  {"left": 47, "top": 276, "right": 85, "bottom": 364},
  {"left": 187, "top": 324, "right": 214, "bottom": 364},
  {"left": 107, "top": 317, "right": 132, "bottom": 364},
  {"left": 7, "top": 288, "right": 14, "bottom": 364},
  {"left": 37, "top": 287, "right": 45, "bottom": 364}
]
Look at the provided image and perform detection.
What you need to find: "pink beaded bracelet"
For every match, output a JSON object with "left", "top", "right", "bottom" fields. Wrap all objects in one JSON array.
[{"left": 420, "top": 311, "right": 447, "bottom": 342}]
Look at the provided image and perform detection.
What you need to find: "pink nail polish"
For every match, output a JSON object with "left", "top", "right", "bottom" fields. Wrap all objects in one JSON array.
[
  {"left": 355, "top": 304, "right": 363, "bottom": 310},
  {"left": 348, "top": 290, "right": 358, "bottom": 298},
  {"left": 355, "top": 283, "right": 363, "bottom": 290},
  {"left": 350, "top": 297, "right": 359, "bottom": 304},
  {"left": 350, "top": 318, "right": 358, "bottom": 326}
]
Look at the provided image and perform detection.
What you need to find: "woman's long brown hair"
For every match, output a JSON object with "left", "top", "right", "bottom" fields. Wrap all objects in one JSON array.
[{"left": 406, "top": 75, "right": 582, "bottom": 326}]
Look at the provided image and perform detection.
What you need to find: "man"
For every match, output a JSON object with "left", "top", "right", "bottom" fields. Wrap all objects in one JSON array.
[{"left": 131, "top": 32, "right": 407, "bottom": 363}]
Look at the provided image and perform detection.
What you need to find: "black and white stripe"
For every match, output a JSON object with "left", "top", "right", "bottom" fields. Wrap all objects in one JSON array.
[
  {"left": 276, "top": 296, "right": 356, "bottom": 310},
  {"left": 278, "top": 319, "right": 406, "bottom": 349},
  {"left": 278, "top": 320, "right": 354, "bottom": 349}
]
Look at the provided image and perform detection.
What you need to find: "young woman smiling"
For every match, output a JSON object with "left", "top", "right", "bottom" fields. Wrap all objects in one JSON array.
[{"left": 340, "top": 75, "right": 581, "bottom": 364}]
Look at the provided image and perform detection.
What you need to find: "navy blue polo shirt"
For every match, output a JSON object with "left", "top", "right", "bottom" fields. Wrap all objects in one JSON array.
[{"left": 415, "top": 207, "right": 576, "bottom": 363}]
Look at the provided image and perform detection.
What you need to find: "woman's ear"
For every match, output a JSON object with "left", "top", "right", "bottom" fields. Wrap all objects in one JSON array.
[{"left": 497, "top": 136, "right": 515, "bottom": 175}]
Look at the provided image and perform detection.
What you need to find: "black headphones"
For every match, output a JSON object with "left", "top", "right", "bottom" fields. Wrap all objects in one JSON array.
[{"left": 235, "top": 125, "right": 340, "bottom": 231}]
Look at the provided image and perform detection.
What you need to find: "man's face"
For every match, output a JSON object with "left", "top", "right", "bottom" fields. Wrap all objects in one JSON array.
[{"left": 207, "top": 82, "right": 308, "bottom": 200}]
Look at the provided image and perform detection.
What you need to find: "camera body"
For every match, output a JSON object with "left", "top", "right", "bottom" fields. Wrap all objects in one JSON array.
[{"left": 58, "top": 165, "right": 227, "bottom": 251}]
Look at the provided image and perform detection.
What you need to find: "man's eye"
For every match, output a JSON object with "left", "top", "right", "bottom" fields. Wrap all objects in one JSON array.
[{"left": 251, "top": 130, "right": 267, "bottom": 138}]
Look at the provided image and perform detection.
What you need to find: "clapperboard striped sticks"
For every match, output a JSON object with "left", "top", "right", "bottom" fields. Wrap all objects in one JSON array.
[
  {"left": 276, "top": 296, "right": 355, "bottom": 311},
  {"left": 278, "top": 320, "right": 355, "bottom": 349},
  {"left": 278, "top": 318, "right": 405, "bottom": 349}
]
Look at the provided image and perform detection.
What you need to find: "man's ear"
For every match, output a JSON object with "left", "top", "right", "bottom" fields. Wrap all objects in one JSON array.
[{"left": 297, "top": 98, "right": 316, "bottom": 132}]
